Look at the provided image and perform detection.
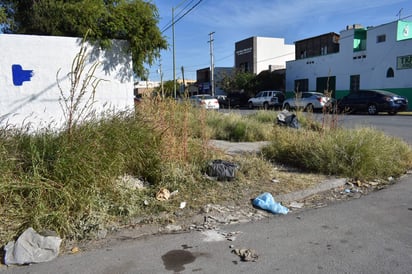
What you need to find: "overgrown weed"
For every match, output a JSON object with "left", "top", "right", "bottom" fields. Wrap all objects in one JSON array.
[
  {"left": 1, "top": 94, "right": 411, "bottom": 246},
  {"left": 262, "top": 125, "right": 412, "bottom": 180},
  {"left": 207, "top": 110, "right": 275, "bottom": 141}
]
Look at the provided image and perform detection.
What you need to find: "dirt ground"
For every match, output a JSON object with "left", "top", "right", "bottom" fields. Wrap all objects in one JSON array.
[{"left": 62, "top": 140, "right": 397, "bottom": 255}]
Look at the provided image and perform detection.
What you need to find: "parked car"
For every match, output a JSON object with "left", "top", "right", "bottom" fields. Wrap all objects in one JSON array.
[
  {"left": 282, "top": 92, "right": 334, "bottom": 112},
  {"left": 189, "top": 94, "right": 220, "bottom": 110},
  {"left": 337, "top": 89, "right": 409, "bottom": 115},
  {"left": 248, "top": 90, "right": 285, "bottom": 109},
  {"left": 219, "top": 92, "right": 250, "bottom": 108}
]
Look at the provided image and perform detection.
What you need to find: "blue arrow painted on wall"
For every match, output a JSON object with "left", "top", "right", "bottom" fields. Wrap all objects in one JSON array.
[{"left": 12, "top": 64, "right": 33, "bottom": 86}]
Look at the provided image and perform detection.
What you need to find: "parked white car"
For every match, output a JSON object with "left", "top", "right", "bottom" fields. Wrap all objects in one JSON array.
[
  {"left": 189, "top": 94, "right": 220, "bottom": 110},
  {"left": 248, "top": 90, "right": 284, "bottom": 109},
  {"left": 282, "top": 92, "right": 334, "bottom": 112}
]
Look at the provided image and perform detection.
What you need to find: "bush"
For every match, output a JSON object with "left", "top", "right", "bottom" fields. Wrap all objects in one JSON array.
[
  {"left": 207, "top": 111, "right": 275, "bottom": 142},
  {"left": 262, "top": 126, "right": 412, "bottom": 179}
]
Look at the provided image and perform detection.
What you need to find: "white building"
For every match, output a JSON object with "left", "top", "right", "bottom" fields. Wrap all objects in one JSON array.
[
  {"left": 0, "top": 34, "right": 134, "bottom": 131},
  {"left": 235, "top": 36, "right": 295, "bottom": 74},
  {"left": 286, "top": 18, "right": 412, "bottom": 109}
]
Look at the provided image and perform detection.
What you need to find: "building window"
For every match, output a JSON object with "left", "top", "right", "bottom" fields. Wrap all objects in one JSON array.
[
  {"left": 386, "top": 67, "right": 394, "bottom": 78},
  {"left": 239, "top": 62, "right": 249, "bottom": 73},
  {"left": 377, "top": 34, "right": 386, "bottom": 43},
  {"left": 320, "top": 46, "right": 328, "bottom": 55},
  {"left": 316, "top": 76, "right": 336, "bottom": 94},
  {"left": 294, "top": 79, "right": 308, "bottom": 92},
  {"left": 350, "top": 75, "right": 360, "bottom": 92},
  {"left": 353, "top": 29, "right": 367, "bottom": 52}
]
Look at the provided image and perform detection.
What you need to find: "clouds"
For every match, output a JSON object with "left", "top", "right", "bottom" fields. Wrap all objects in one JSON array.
[
  {"left": 148, "top": 0, "right": 411, "bottom": 81},
  {"left": 194, "top": 0, "right": 405, "bottom": 33}
]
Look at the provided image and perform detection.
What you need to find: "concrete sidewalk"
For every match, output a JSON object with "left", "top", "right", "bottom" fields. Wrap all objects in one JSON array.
[{"left": 209, "top": 139, "right": 347, "bottom": 202}]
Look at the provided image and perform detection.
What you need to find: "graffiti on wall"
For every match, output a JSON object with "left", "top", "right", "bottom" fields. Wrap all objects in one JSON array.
[{"left": 12, "top": 64, "right": 33, "bottom": 86}]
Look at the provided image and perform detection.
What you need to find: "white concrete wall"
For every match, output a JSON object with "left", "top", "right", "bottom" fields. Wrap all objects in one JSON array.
[
  {"left": 0, "top": 34, "right": 134, "bottom": 131},
  {"left": 286, "top": 20, "right": 412, "bottom": 94},
  {"left": 256, "top": 37, "right": 295, "bottom": 74}
]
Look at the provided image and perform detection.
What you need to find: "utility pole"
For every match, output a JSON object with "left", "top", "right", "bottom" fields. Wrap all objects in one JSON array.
[
  {"left": 171, "top": 0, "right": 188, "bottom": 99},
  {"left": 172, "top": 7, "right": 176, "bottom": 99},
  {"left": 181, "top": 66, "right": 186, "bottom": 96},
  {"left": 208, "top": 31, "right": 215, "bottom": 97},
  {"left": 158, "top": 61, "right": 164, "bottom": 98}
]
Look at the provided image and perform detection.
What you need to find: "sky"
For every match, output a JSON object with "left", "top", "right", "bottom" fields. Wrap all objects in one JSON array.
[{"left": 145, "top": 0, "right": 412, "bottom": 82}]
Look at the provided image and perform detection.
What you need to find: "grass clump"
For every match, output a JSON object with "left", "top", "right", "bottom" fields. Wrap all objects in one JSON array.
[
  {"left": 0, "top": 113, "right": 166, "bottom": 242},
  {"left": 207, "top": 110, "right": 275, "bottom": 142},
  {"left": 262, "top": 125, "right": 412, "bottom": 180}
]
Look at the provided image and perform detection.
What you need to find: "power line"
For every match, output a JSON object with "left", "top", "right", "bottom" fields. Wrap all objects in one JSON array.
[
  {"left": 160, "top": 0, "right": 195, "bottom": 32},
  {"left": 161, "top": 0, "right": 204, "bottom": 33}
]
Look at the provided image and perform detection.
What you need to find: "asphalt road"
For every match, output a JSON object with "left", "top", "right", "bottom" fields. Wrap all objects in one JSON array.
[
  {"left": 226, "top": 109, "right": 412, "bottom": 145},
  {"left": 2, "top": 175, "right": 411, "bottom": 274},
  {"left": 337, "top": 114, "right": 412, "bottom": 145}
]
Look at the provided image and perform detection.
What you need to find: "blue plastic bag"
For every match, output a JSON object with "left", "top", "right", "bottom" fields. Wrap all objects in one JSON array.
[{"left": 252, "top": 192, "right": 289, "bottom": 215}]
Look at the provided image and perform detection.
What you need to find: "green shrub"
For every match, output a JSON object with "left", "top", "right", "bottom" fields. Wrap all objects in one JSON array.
[
  {"left": 262, "top": 126, "right": 412, "bottom": 179},
  {"left": 207, "top": 111, "right": 274, "bottom": 142}
]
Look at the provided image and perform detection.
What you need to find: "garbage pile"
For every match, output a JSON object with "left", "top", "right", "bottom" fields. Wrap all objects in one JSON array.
[
  {"left": 4, "top": 227, "right": 61, "bottom": 266},
  {"left": 276, "top": 109, "right": 300, "bottom": 129}
]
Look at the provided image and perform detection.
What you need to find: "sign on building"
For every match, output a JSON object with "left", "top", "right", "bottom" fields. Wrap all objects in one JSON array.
[{"left": 397, "top": 20, "right": 412, "bottom": 41}]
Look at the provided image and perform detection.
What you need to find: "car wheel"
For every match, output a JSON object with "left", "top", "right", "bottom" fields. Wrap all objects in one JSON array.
[
  {"left": 284, "top": 103, "right": 291, "bottom": 111},
  {"left": 367, "top": 104, "right": 378, "bottom": 115},
  {"left": 263, "top": 102, "right": 269, "bottom": 110},
  {"left": 305, "top": 104, "right": 314, "bottom": 112},
  {"left": 248, "top": 102, "right": 254, "bottom": 109}
]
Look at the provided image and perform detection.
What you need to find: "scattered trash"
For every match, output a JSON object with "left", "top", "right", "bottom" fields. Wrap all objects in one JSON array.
[
  {"left": 220, "top": 231, "right": 241, "bottom": 241},
  {"left": 276, "top": 109, "right": 300, "bottom": 129},
  {"left": 201, "top": 230, "right": 227, "bottom": 242},
  {"left": 206, "top": 159, "right": 239, "bottom": 181},
  {"left": 70, "top": 246, "right": 80, "bottom": 254},
  {"left": 170, "top": 190, "right": 179, "bottom": 197},
  {"left": 156, "top": 188, "right": 171, "bottom": 201},
  {"left": 4, "top": 227, "right": 62, "bottom": 266},
  {"left": 164, "top": 224, "right": 182, "bottom": 232},
  {"left": 354, "top": 180, "right": 363, "bottom": 187},
  {"left": 271, "top": 178, "right": 280, "bottom": 183},
  {"left": 252, "top": 192, "right": 289, "bottom": 215},
  {"left": 231, "top": 248, "right": 258, "bottom": 262},
  {"left": 289, "top": 201, "right": 304, "bottom": 209},
  {"left": 179, "top": 202, "right": 187, "bottom": 209},
  {"left": 116, "top": 174, "right": 146, "bottom": 190}
]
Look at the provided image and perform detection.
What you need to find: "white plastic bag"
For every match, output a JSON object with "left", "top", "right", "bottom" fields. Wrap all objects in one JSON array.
[{"left": 4, "top": 227, "right": 62, "bottom": 265}]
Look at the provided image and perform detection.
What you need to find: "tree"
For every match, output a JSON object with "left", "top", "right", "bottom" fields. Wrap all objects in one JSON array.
[
  {"left": 218, "top": 70, "right": 256, "bottom": 97},
  {"left": 255, "top": 70, "right": 285, "bottom": 91},
  {"left": 0, "top": 0, "right": 167, "bottom": 78},
  {"left": 156, "top": 80, "right": 179, "bottom": 98},
  {"left": 0, "top": 6, "right": 5, "bottom": 22}
]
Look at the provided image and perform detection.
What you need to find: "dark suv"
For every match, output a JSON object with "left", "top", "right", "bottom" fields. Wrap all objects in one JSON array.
[
  {"left": 219, "top": 92, "right": 250, "bottom": 108},
  {"left": 337, "top": 89, "right": 408, "bottom": 115}
]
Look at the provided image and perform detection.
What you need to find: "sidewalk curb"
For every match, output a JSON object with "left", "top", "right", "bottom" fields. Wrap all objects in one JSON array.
[
  {"left": 209, "top": 139, "right": 348, "bottom": 204},
  {"left": 275, "top": 178, "right": 347, "bottom": 203}
]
